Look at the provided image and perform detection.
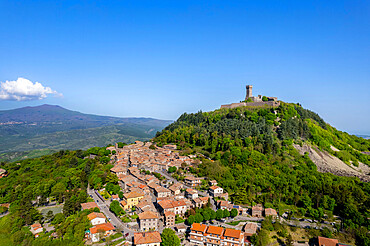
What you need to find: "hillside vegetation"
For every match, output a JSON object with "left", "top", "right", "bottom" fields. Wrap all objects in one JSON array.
[
  {"left": 0, "top": 104, "right": 171, "bottom": 155},
  {"left": 154, "top": 103, "right": 370, "bottom": 244},
  {"left": 0, "top": 147, "right": 117, "bottom": 245}
]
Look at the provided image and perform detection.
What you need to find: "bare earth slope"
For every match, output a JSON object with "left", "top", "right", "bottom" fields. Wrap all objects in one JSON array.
[{"left": 294, "top": 144, "right": 370, "bottom": 182}]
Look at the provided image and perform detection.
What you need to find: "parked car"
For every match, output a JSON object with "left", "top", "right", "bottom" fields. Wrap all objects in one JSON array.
[{"left": 125, "top": 233, "right": 129, "bottom": 237}]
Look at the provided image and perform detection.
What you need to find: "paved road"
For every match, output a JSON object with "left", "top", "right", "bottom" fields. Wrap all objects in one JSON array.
[
  {"left": 87, "top": 187, "right": 136, "bottom": 242},
  {"left": 0, "top": 212, "right": 8, "bottom": 218}
]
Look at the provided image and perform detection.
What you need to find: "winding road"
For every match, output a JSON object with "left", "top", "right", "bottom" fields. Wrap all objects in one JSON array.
[{"left": 87, "top": 187, "right": 136, "bottom": 242}]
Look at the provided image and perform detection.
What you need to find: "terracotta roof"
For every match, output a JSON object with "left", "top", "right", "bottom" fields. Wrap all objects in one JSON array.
[
  {"left": 120, "top": 200, "right": 127, "bottom": 206},
  {"left": 124, "top": 191, "right": 144, "bottom": 199},
  {"left": 191, "top": 223, "right": 207, "bottom": 233},
  {"left": 171, "top": 200, "right": 186, "bottom": 207},
  {"left": 218, "top": 200, "right": 229, "bottom": 207},
  {"left": 111, "top": 194, "right": 119, "bottom": 199},
  {"left": 186, "top": 188, "right": 197, "bottom": 194},
  {"left": 155, "top": 186, "right": 170, "bottom": 193},
  {"left": 110, "top": 164, "right": 126, "bottom": 173},
  {"left": 134, "top": 231, "right": 162, "bottom": 244},
  {"left": 81, "top": 202, "right": 98, "bottom": 210},
  {"left": 164, "top": 211, "right": 175, "bottom": 217},
  {"left": 318, "top": 236, "right": 339, "bottom": 246},
  {"left": 243, "top": 223, "right": 257, "bottom": 235},
  {"left": 31, "top": 223, "right": 42, "bottom": 229},
  {"left": 206, "top": 225, "right": 224, "bottom": 235},
  {"left": 224, "top": 228, "right": 242, "bottom": 239},
  {"left": 265, "top": 208, "right": 277, "bottom": 216},
  {"left": 87, "top": 212, "right": 105, "bottom": 221},
  {"left": 138, "top": 211, "right": 158, "bottom": 220},
  {"left": 158, "top": 199, "right": 173, "bottom": 209},
  {"left": 209, "top": 185, "right": 221, "bottom": 190},
  {"left": 148, "top": 182, "right": 160, "bottom": 189},
  {"left": 199, "top": 197, "right": 209, "bottom": 202},
  {"left": 90, "top": 223, "right": 115, "bottom": 234}
]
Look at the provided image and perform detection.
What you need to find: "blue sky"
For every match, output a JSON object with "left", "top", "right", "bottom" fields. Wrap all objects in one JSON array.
[{"left": 0, "top": 1, "right": 369, "bottom": 134}]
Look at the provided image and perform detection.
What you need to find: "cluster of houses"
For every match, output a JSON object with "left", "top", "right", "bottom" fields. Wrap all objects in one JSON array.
[
  {"left": 216, "top": 200, "right": 277, "bottom": 219},
  {"left": 80, "top": 202, "right": 116, "bottom": 243},
  {"left": 105, "top": 141, "right": 268, "bottom": 245},
  {"left": 190, "top": 223, "right": 245, "bottom": 246},
  {"left": 79, "top": 141, "right": 351, "bottom": 246},
  {"left": 108, "top": 141, "right": 196, "bottom": 174},
  {"left": 104, "top": 142, "right": 213, "bottom": 245}
]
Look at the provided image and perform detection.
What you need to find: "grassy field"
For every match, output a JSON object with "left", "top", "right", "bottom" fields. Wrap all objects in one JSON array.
[{"left": 38, "top": 204, "right": 63, "bottom": 216}]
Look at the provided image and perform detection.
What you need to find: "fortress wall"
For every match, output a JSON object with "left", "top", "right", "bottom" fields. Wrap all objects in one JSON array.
[
  {"left": 221, "top": 101, "right": 280, "bottom": 109},
  {"left": 245, "top": 101, "right": 280, "bottom": 107},
  {"left": 221, "top": 102, "right": 247, "bottom": 109}
]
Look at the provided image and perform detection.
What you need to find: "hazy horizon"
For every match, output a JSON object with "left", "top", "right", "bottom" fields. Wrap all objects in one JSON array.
[{"left": 1, "top": 1, "right": 369, "bottom": 135}]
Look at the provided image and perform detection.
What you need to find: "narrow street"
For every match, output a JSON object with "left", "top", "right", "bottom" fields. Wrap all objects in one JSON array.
[{"left": 87, "top": 187, "right": 136, "bottom": 242}]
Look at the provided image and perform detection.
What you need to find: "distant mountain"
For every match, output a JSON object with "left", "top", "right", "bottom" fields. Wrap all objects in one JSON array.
[
  {"left": 0, "top": 104, "right": 172, "bottom": 154},
  {"left": 357, "top": 135, "right": 370, "bottom": 140}
]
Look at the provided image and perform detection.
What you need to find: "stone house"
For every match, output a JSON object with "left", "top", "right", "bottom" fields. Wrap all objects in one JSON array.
[
  {"left": 252, "top": 204, "right": 263, "bottom": 217},
  {"left": 164, "top": 211, "right": 175, "bottom": 227},
  {"left": 185, "top": 188, "right": 198, "bottom": 200},
  {"left": 134, "top": 231, "right": 162, "bottom": 246},
  {"left": 265, "top": 208, "right": 278, "bottom": 218},
  {"left": 168, "top": 183, "right": 182, "bottom": 196},
  {"left": 81, "top": 202, "right": 99, "bottom": 210},
  {"left": 138, "top": 211, "right": 159, "bottom": 232},
  {"left": 154, "top": 186, "right": 171, "bottom": 198},
  {"left": 157, "top": 199, "right": 187, "bottom": 216},
  {"left": 90, "top": 223, "right": 115, "bottom": 243},
  {"left": 87, "top": 212, "right": 106, "bottom": 226},
  {"left": 184, "top": 176, "right": 202, "bottom": 188},
  {"left": 208, "top": 185, "right": 223, "bottom": 197}
]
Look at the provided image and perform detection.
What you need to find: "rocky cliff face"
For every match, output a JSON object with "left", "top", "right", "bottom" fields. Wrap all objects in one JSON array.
[{"left": 294, "top": 143, "right": 370, "bottom": 182}]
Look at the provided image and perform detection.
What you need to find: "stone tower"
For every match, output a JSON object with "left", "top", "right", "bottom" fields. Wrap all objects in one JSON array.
[{"left": 246, "top": 85, "right": 253, "bottom": 100}]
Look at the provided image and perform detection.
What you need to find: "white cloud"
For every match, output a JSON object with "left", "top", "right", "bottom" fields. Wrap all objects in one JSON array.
[{"left": 0, "top": 77, "right": 62, "bottom": 101}]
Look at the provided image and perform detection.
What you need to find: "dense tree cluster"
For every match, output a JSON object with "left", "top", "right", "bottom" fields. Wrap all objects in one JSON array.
[
  {"left": 161, "top": 228, "right": 180, "bottom": 246},
  {"left": 0, "top": 146, "right": 115, "bottom": 245}
]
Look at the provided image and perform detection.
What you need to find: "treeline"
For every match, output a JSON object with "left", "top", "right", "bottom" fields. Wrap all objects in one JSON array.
[{"left": 154, "top": 103, "right": 370, "bottom": 244}]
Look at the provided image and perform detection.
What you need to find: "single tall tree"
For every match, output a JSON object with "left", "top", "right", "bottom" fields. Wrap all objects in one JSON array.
[{"left": 161, "top": 228, "right": 180, "bottom": 246}]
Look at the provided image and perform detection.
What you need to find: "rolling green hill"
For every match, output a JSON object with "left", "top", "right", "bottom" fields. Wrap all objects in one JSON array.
[
  {"left": 154, "top": 102, "right": 370, "bottom": 244},
  {"left": 0, "top": 104, "right": 171, "bottom": 156}
]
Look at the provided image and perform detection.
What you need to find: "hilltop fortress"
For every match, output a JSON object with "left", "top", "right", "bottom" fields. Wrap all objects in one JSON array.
[{"left": 221, "top": 85, "right": 280, "bottom": 109}]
